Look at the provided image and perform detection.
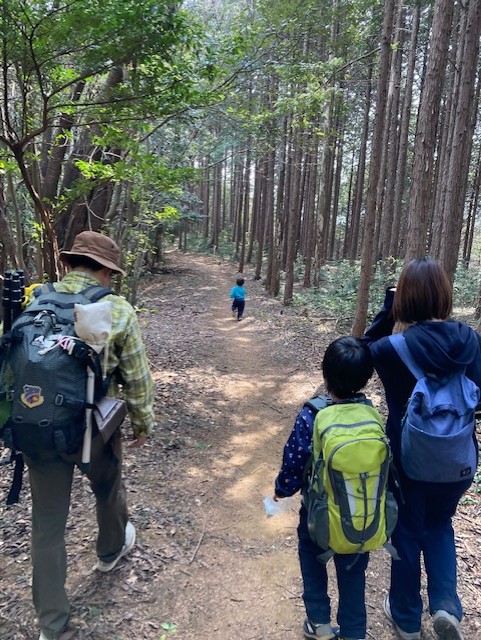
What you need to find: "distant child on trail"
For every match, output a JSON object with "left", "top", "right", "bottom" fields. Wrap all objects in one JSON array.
[
  {"left": 273, "top": 337, "right": 379, "bottom": 640},
  {"left": 230, "top": 277, "right": 246, "bottom": 320}
]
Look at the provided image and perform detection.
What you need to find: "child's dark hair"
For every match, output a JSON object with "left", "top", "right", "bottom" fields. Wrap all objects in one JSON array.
[
  {"left": 322, "top": 336, "right": 373, "bottom": 399},
  {"left": 236, "top": 277, "right": 245, "bottom": 286}
]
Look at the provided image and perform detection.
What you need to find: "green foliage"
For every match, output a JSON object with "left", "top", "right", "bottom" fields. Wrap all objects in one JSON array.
[
  {"left": 289, "top": 258, "right": 481, "bottom": 321},
  {"left": 160, "top": 621, "right": 177, "bottom": 640},
  {"left": 453, "top": 264, "right": 480, "bottom": 308},
  {"left": 0, "top": 1, "right": 207, "bottom": 129},
  {"left": 216, "top": 230, "right": 238, "bottom": 259},
  {"left": 291, "top": 259, "right": 402, "bottom": 320},
  {"left": 187, "top": 230, "right": 237, "bottom": 260}
]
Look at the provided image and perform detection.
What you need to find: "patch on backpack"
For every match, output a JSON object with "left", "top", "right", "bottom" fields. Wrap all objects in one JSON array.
[{"left": 21, "top": 385, "right": 44, "bottom": 408}]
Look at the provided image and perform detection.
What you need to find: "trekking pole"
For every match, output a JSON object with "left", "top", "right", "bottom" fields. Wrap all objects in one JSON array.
[
  {"left": 10, "top": 271, "right": 23, "bottom": 323},
  {"left": 4, "top": 270, "right": 27, "bottom": 505},
  {"left": 16, "top": 269, "right": 25, "bottom": 311},
  {"left": 2, "top": 270, "right": 12, "bottom": 332}
]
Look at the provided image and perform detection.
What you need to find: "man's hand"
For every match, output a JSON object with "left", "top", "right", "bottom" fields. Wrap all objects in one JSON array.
[{"left": 128, "top": 436, "right": 147, "bottom": 449}]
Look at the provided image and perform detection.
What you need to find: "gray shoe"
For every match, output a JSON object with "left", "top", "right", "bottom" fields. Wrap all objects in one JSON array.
[
  {"left": 433, "top": 610, "right": 464, "bottom": 640},
  {"left": 94, "top": 521, "right": 136, "bottom": 572},
  {"left": 383, "top": 595, "right": 421, "bottom": 640},
  {"left": 39, "top": 630, "right": 69, "bottom": 640},
  {"left": 303, "top": 619, "right": 338, "bottom": 639}
]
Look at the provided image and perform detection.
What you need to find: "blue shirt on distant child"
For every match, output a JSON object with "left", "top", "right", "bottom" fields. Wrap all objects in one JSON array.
[{"left": 230, "top": 285, "right": 245, "bottom": 300}]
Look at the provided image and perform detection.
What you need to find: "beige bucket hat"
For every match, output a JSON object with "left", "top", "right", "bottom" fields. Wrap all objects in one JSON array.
[{"left": 59, "top": 231, "right": 126, "bottom": 276}]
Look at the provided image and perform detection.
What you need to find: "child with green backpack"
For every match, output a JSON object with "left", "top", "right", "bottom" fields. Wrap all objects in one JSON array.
[{"left": 272, "top": 336, "right": 396, "bottom": 640}]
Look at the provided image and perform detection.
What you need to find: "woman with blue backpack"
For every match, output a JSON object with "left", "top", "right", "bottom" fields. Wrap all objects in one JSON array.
[{"left": 364, "top": 258, "right": 481, "bottom": 640}]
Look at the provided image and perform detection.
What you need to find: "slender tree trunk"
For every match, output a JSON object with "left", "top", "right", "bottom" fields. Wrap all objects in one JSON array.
[
  {"left": 389, "top": 2, "right": 420, "bottom": 258},
  {"left": 283, "top": 141, "right": 304, "bottom": 305},
  {"left": 380, "top": 0, "right": 404, "bottom": 259},
  {"left": 439, "top": 0, "right": 481, "bottom": 280},
  {"left": 247, "top": 156, "right": 262, "bottom": 263},
  {"left": 254, "top": 156, "right": 268, "bottom": 279},
  {"left": 238, "top": 149, "right": 251, "bottom": 273},
  {"left": 352, "top": 0, "right": 395, "bottom": 337},
  {"left": 463, "top": 141, "right": 481, "bottom": 265},
  {"left": 303, "top": 135, "right": 319, "bottom": 287},
  {"left": 405, "top": 0, "right": 455, "bottom": 259},
  {"left": 349, "top": 62, "right": 373, "bottom": 262}
]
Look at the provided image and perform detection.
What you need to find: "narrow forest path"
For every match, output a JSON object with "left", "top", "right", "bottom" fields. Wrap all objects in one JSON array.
[{"left": 1, "top": 250, "right": 479, "bottom": 640}]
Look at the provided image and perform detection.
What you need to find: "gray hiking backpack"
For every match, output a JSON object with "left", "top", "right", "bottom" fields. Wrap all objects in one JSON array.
[
  {"left": 0, "top": 283, "right": 113, "bottom": 457},
  {"left": 389, "top": 333, "right": 479, "bottom": 483}
]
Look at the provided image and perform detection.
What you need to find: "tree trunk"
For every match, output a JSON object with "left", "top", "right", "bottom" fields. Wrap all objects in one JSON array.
[
  {"left": 348, "top": 62, "right": 373, "bottom": 262},
  {"left": 439, "top": 0, "right": 481, "bottom": 281},
  {"left": 283, "top": 141, "right": 304, "bottom": 305},
  {"left": 238, "top": 150, "right": 251, "bottom": 274},
  {"left": 389, "top": 2, "right": 420, "bottom": 258},
  {"left": 380, "top": 0, "right": 404, "bottom": 259},
  {"left": 405, "top": 0, "right": 455, "bottom": 259},
  {"left": 352, "top": 0, "right": 395, "bottom": 337}
]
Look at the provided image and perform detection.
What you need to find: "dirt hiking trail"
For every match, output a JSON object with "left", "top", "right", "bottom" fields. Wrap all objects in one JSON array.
[{"left": 1, "top": 250, "right": 480, "bottom": 640}]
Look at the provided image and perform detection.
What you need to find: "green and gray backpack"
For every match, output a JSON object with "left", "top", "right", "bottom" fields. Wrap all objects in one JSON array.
[
  {"left": 304, "top": 396, "right": 398, "bottom": 561},
  {"left": 0, "top": 283, "right": 112, "bottom": 458}
]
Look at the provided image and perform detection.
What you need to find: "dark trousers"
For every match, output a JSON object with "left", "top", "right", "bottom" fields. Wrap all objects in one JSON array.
[
  {"left": 231, "top": 298, "right": 245, "bottom": 319},
  {"left": 298, "top": 505, "right": 369, "bottom": 639},
  {"left": 388, "top": 474, "right": 472, "bottom": 633},
  {"left": 25, "top": 431, "right": 128, "bottom": 639}
]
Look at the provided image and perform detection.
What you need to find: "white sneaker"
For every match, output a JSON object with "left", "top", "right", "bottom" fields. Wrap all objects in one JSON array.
[
  {"left": 433, "top": 610, "right": 464, "bottom": 640},
  {"left": 383, "top": 595, "right": 421, "bottom": 640},
  {"left": 94, "top": 521, "right": 136, "bottom": 572}
]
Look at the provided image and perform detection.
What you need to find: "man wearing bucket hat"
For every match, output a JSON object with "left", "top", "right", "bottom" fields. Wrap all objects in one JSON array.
[{"left": 24, "top": 230, "right": 155, "bottom": 640}]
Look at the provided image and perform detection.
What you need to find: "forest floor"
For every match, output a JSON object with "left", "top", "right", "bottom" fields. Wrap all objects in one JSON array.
[{"left": 0, "top": 249, "right": 480, "bottom": 640}]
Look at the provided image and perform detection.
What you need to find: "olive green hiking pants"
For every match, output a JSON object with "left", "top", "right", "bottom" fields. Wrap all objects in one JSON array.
[{"left": 25, "top": 430, "right": 128, "bottom": 639}]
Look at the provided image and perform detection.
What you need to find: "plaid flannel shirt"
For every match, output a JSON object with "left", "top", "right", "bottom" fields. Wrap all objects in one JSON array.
[{"left": 51, "top": 271, "right": 155, "bottom": 439}]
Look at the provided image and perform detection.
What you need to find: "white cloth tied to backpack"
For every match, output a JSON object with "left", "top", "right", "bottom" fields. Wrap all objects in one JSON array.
[
  {"left": 74, "top": 300, "right": 112, "bottom": 353},
  {"left": 73, "top": 300, "right": 113, "bottom": 470},
  {"left": 74, "top": 300, "right": 112, "bottom": 378}
]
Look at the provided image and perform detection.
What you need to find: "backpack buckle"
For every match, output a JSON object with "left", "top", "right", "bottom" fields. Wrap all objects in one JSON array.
[
  {"left": 34, "top": 311, "right": 48, "bottom": 326},
  {"left": 55, "top": 394, "right": 64, "bottom": 406}
]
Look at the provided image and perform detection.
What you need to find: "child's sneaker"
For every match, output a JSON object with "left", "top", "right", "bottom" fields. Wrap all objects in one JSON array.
[
  {"left": 303, "top": 619, "right": 337, "bottom": 639},
  {"left": 433, "top": 610, "right": 464, "bottom": 640},
  {"left": 383, "top": 596, "right": 421, "bottom": 640}
]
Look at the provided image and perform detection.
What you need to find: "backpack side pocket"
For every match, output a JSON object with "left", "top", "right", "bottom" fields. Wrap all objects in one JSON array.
[{"left": 306, "top": 489, "right": 329, "bottom": 551}]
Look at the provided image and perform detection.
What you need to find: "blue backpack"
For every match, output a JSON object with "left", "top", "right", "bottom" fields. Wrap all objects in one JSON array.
[{"left": 389, "top": 333, "right": 479, "bottom": 483}]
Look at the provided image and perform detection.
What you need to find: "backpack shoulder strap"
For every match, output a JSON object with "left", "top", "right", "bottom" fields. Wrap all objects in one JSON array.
[
  {"left": 388, "top": 333, "right": 424, "bottom": 380},
  {"left": 303, "top": 395, "right": 331, "bottom": 413},
  {"left": 32, "top": 283, "right": 113, "bottom": 303},
  {"left": 80, "top": 285, "right": 115, "bottom": 303},
  {"left": 33, "top": 282, "right": 55, "bottom": 297}
]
